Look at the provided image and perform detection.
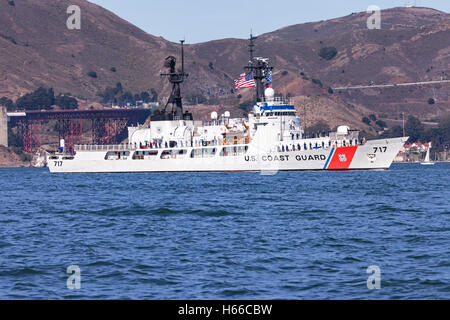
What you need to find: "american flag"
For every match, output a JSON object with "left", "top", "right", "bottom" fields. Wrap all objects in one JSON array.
[{"left": 234, "top": 73, "right": 256, "bottom": 89}]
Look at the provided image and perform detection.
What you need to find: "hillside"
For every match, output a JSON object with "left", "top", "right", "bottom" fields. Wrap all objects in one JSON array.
[
  {"left": 190, "top": 7, "right": 450, "bottom": 126},
  {"left": 0, "top": 0, "right": 230, "bottom": 102},
  {"left": 0, "top": 145, "right": 30, "bottom": 167},
  {"left": 0, "top": 1, "right": 449, "bottom": 132}
]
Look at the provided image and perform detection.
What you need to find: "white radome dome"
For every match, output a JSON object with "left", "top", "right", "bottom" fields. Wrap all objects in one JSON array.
[
  {"left": 211, "top": 111, "right": 218, "bottom": 119},
  {"left": 337, "top": 125, "right": 350, "bottom": 135},
  {"left": 264, "top": 87, "right": 275, "bottom": 101},
  {"left": 224, "top": 111, "right": 231, "bottom": 118}
]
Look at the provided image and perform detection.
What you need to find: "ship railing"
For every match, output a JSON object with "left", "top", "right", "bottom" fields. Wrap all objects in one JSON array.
[
  {"left": 74, "top": 144, "right": 138, "bottom": 152},
  {"left": 329, "top": 131, "right": 360, "bottom": 141},
  {"left": 262, "top": 96, "right": 290, "bottom": 104},
  {"left": 194, "top": 118, "right": 248, "bottom": 127}
]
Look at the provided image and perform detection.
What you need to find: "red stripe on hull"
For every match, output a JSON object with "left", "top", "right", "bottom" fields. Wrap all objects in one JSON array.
[{"left": 327, "top": 146, "right": 358, "bottom": 169}]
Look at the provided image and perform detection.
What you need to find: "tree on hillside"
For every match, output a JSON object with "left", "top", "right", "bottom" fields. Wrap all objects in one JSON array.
[
  {"left": 140, "top": 92, "right": 150, "bottom": 103},
  {"left": 150, "top": 88, "right": 158, "bottom": 102},
  {"left": 15, "top": 87, "right": 55, "bottom": 110},
  {"left": 423, "top": 127, "right": 443, "bottom": 151},
  {"left": 362, "top": 117, "right": 371, "bottom": 125},
  {"left": 379, "top": 115, "right": 450, "bottom": 153},
  {"left": 0, "top": 97, "right": 15, "bottom": 111},
  {"left": 439, "top": 115, "right": 450, "bottom": 143},
  {"left": 98, "top": 87, "right": 117, "bottom": 104},
  {"left": 379, "top": 125, "right": 403, "bottom": 139},
  {"left": 375, "top": 120, "right": 387, "bottom": 128},
  {"left": 115, "top": 82, "right": 123, "bottom": 94},
  {"left": 187, "top": 93, "right": 207, "bottom": 105},
  {"left": 237, "top": 100, "right": 254, "bottom": 115},
  {"left": 118, "top": 91, "right": 133, "bottom": 106},
  {"left": 405, "top": 115, "right": 424, "bottom": 143},
  {"left": 311, "top": 78, "right": 323, "bottom": 87},
  {"left": 8, "top": 127, "right": 22, "bottom": 147},
  {"left": 97, "top": 83, "right": 157, "bottom": 106},
  {"left": 55, "top": 94, "right": 78, "bottom": 110},
  {"left": 319, "top": 47, "right": 338, "bottom": 60}
]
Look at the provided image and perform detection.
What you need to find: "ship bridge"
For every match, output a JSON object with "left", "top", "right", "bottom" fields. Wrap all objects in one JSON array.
[{"left": 253, "top": 97, "right": 296, "bottom": 116}]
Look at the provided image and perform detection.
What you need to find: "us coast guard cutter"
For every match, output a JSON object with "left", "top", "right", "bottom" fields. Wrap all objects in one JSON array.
[{"left": 48, "top": 37, "right": 407, "bottom": 173}]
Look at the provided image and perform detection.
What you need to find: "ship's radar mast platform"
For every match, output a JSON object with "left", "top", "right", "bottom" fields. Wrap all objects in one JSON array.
[
  {"left": 152, "top": 40, "right": 193, "bottom": 121},
  {"left": 245, "top": 34, "right": 274, "bottom": 102}
]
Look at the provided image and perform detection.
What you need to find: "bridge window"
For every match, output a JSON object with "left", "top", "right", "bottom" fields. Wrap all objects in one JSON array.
[
  {"left": 106, "top": 151, "right": 131, "bottom": 160},
  {"left": 132, "top": 150, "right": 157, "bottom": 160},
  {"left": 220, "top": 146, "right": 246, "bottom": 156},
  {"left": 190, "top": 148, "right": 216, "bottom": 158},
  {"left": 161, "top": 149, "right": 187, "bottom": 159}
]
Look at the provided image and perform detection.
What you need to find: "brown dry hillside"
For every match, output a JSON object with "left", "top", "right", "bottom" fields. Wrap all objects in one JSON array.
[
  {"left": 0, "top": 1, "right": 449, "bottom": 130},
  {"left": 0, "top": 0, "right": 231, "bottom": 102},
  {"left": 191, "top": 7, "right": 450, "bottom": 122}
]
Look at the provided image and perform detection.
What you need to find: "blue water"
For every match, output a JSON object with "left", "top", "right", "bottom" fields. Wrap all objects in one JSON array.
[{"left": 0, "top": 164, "right": 449, "bottom": 299}]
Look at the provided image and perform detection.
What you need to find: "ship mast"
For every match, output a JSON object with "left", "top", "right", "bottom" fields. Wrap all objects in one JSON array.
[
  {"left": 159, "top": 40, "right": 189, "bottom": 119},
  {"left": 245, "top": 34, "right": 273, "bottom": 102}
]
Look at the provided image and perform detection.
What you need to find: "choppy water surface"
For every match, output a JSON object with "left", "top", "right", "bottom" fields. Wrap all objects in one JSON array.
[{"left": 0, "top": 164, "right": 449, "bottom": 299}]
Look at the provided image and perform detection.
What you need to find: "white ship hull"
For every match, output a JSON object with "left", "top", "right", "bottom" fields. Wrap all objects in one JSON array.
[{"left": 48, "top": 137, "right": 407, "bottom": 173}]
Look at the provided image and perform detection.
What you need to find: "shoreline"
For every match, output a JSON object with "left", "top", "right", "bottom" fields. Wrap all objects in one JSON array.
[
  {"left": 0, "top": 163, "right": 33, "bottom": 168},
  {"left": 393, "top": 161, "right": 450, "bottom": 164}
]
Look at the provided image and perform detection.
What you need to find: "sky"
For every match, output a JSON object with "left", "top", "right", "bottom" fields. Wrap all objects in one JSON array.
[{"left": 89, "top": 0, "right": 449, "bottom": 44}]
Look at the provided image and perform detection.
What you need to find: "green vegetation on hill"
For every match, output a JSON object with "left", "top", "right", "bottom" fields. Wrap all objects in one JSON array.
[
  {"left": 1, "top": 87, "right": 78, "bottom": 111},
  {"left": 7, "top": 127, "right": 21, "bottom": 147},
  {"left": 375, "top": 120, "right": 387, "bottom": 128},
  {"left": 186, "top": 93, "right": 207, "bottom": 105},
  {"left": 362, "top": 117, "right": 371, "bottom": 125},
  {"left": 16, "top": 87, "right": 55, "bottom": 110},
  {"left": 237, "top": 100, "right": 254, "bottom": 115},
  {"left": 311, "top": 78, "right": 323, "bottom": 87},
  {"left": 319, "top": 47, "right": 338, "bottom": 60},
  {"left": 0, "top": 33, "right": 17, "bottom": 44},
  {"left": 380, "top": 115, "right": 450, "bottom": 152},
  {"left": 0, "top": 97, "right": 14, "bottom": 111},
  {"left": 55, "top": 94, "right": 78, "bottom": 110},
  {"left": 97, "top": 83, "right": 158, "bottom": 106}
]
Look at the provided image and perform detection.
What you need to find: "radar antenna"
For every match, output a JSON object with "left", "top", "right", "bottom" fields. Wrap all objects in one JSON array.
[{"left": 244, "top": 34, "right": 273, "bottom": 102}]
